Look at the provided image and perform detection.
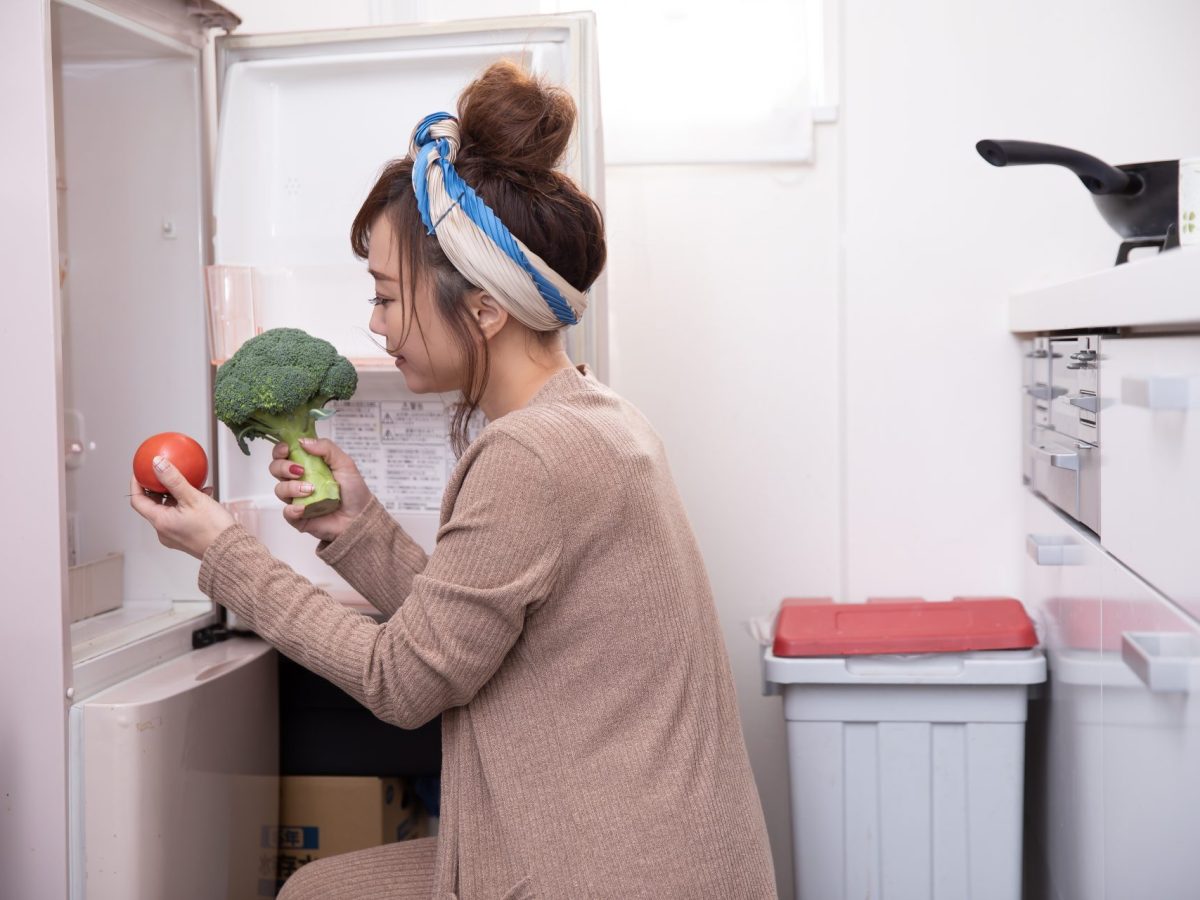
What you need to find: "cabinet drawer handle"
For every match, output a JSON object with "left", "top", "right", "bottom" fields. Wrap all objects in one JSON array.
[
  {"left": 1025, "top": 384, "right": 1067, "bottom": 401},
  {"left": 1032, "top": 444, "right": 1080, "bottom": 471},
  {"left": 1026, "top": 534, "right": 1082, "bottom": 566},
  {"left": 1121, "top": 632, "right": 1200, "bottom": 693},
  {"left": 1121, "top": 376, "right": 1200, "bottom": 411}
]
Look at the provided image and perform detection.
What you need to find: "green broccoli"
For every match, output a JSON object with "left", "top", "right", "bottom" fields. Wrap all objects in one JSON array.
[{"left": 214, "top": 327, "right": 358, "bottom": 518}]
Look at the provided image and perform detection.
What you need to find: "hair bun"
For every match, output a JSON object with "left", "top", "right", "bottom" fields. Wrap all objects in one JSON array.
[{"left": 457, "top": 60, "right": 575, "bottom": 175}]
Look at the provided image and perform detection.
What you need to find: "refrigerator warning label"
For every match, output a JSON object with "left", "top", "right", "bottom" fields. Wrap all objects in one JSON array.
[{"left": 327, "top": 398, "right": 483, "bottom": 514}]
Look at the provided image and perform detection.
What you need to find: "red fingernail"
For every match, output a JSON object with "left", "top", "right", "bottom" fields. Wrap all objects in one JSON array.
[{"left": 290, "top": 465, "right": 304, "bottom": 476}]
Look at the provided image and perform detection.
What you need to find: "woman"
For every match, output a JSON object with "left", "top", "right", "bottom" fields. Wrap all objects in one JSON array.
[{"left": 132, "top": 62, "right": 776, "bottom": 900}]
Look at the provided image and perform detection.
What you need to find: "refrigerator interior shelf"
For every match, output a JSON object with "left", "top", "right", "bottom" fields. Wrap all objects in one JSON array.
[
  {"left": 71, "top": 600, "right": 212, "bottom": 666},
  {"left": 70, "top": 600, "right": 218, "bottom": 701}
]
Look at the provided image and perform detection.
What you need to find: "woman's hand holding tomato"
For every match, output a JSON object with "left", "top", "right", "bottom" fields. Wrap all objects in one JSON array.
[
  {"left": 133, "top": 432, "right": 208, "bottom": 493},
  {"left": 130, "top": 433, "right": 234, "bottom": 560}
]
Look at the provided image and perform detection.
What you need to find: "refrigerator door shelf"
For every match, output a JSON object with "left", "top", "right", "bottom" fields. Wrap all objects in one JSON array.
[
  {"left": 53, "top": 0, "right": 216, "bottom": 688},
  {"left": 55, "top": 0, "right": 238, "bottom": 50},
  {"left": 71, "top": 600, "right": 217, "bottom": 701}
]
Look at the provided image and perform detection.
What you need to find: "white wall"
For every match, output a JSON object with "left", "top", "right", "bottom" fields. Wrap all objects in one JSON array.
[
  {"left": 840, "top": 0, "right": 1200, "bottom": 608},
  {"left": 0, "top": 2, "right": 72, "bottom": 898},
  {"left": 604, "top": 143, "right": 842, "bottom": 891}
]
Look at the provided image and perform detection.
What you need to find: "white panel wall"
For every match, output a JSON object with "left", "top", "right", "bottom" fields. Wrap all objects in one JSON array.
[
  {"left": 604, "top": 141, "right": 842, "bottom": 892},
  {"left": 840, "top": 0, "right": 1200, "bottom": 607},
  {"left": 0, "top": 2, "right": 72, "bottom": 898}
]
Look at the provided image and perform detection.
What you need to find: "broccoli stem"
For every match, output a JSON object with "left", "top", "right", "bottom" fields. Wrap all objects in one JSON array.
[
  {"left": 248, "top": 409, "right": 341, "bottom": 518},
  {"left": 287, "top": 440, "right": 342, "bottom": 518}
]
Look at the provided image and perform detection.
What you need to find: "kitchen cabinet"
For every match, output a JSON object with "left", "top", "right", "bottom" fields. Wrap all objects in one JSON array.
[
  {"left": 1099, "top": 334, "right": 1200, "bottom": 619},
  {"left": 1099, "top": 585, "right": 1200, "bottom": 897},
  {"left": 1014, "top": 248, "right": 1200, "bottom": 900},
  {"left": 1023, "top": 492, "right": 1104, "bottom": 900},
  {"left": 1023, "top": 490, "right": 1200, "bottom": 900}
]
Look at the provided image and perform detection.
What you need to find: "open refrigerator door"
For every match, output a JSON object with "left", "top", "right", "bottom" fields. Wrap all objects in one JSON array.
[
  {"left": 53, "top": 0, "right": 227, "bottom": 700},
  {"left": 49, "top": 4, "right": 280, "bottom": 898}
]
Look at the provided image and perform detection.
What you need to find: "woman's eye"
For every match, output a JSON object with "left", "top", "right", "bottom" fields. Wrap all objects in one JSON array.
[{"left": 368, "top": 295, "right": 393, "bottom": 307}]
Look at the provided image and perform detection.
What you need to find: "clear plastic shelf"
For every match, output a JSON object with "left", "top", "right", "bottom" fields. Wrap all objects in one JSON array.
[
  {"left": 205, "top": 263, "right": 388, "bottom": 365},
  {"left": 204, "top": 265, "right": 263, "bottom": 364},
  {"left": 220, "top": 498, "right": 263, "bottom": 536},
  {"left": 218, "top": 496, "right": 375, "bottom": 613}
]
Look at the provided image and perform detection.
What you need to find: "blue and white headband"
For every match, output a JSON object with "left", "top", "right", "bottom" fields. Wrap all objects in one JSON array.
[{"left": 409, "top": 111, "right": 586, "bottom": 330}]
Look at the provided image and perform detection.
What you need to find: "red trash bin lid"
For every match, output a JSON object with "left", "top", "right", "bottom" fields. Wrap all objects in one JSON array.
[{"left": 773, "top": 597, "right": 1037, "bottom": 657}]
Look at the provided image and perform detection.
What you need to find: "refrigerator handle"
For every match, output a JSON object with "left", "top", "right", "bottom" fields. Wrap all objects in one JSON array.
[{"left": 64, "top": 409, "right": 88, "bottom": 470}]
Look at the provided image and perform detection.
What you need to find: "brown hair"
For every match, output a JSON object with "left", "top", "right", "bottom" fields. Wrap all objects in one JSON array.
[{"left": 351, "top": 60, "right": 607, "bottom": 455}]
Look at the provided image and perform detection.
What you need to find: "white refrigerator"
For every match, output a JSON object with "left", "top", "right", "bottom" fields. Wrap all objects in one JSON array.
[{"left": 25, "top": 1, "right": 605, "bottom": 897}]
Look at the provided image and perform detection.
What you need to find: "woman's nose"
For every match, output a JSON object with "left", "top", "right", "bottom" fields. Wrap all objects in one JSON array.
[{"left": 368, "top": 308, "right": 385, "bottom": 336}]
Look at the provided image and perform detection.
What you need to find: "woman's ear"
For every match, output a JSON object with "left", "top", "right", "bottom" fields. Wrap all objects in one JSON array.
[{"left": 471, "top": 291, "right": 508, "bottom": 340}]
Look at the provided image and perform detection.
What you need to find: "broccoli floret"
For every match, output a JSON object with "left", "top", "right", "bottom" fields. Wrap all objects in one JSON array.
[{"left": 214, "top": 328, "right": 358, "bottom": 518}]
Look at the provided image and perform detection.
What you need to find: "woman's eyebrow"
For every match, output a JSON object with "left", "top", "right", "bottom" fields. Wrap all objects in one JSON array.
[{"left": 368, "top": 268, "right": 398, "bottom": 282}]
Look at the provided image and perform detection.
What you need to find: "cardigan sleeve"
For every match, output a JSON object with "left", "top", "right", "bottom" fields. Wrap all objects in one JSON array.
[
  {"left": 313, "top": 494, "right": 429, "bottom": 618},
  {"left": 198, "top": 432, "right": 561, "bottom": 729}
]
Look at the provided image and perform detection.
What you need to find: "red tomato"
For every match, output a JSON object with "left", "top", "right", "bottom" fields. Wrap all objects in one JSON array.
[{"left": 133, "top": 432, "right": 209, "bottom": 494}]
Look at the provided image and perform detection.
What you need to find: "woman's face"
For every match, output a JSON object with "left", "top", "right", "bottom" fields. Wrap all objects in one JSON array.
[{"left": 367, "top": 214, "right": 465, "bottom": 394}]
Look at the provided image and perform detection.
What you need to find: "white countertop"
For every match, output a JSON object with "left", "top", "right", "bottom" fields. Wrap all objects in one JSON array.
[{"left": 1009, "top": 246, "right": 1200, "bottom": 333}]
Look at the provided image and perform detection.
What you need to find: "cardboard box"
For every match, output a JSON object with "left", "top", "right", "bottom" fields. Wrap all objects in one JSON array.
[{"left": 273, "top": 776, "right": 426, "bottom": 890}]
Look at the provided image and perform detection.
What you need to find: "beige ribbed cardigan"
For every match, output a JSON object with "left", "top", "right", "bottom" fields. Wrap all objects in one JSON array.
[{"left": 199, "top": 365, "right": 777, "bottom": 899}]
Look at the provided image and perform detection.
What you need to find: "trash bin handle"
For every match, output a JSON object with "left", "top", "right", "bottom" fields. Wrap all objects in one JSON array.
[{"left": 844, "top": 656, "right": 966, "bottom": 678}]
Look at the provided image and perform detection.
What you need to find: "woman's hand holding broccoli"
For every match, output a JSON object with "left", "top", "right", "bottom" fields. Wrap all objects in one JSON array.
[
  {"left": 269, "top": 437, "right": 373, "bottom": 543},
  {"left": 214, "top": 328, "right": 359, "bottom": 519}
]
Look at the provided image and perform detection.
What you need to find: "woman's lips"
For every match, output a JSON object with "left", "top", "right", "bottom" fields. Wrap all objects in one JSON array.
[{"left": 395, "top": 355, "right": 406, "bottom": 368}]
